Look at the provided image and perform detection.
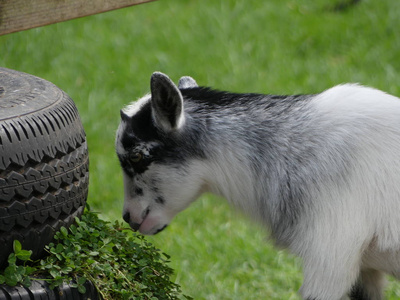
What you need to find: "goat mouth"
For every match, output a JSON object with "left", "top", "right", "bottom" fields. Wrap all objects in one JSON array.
[
  {"left": 135, "top": 212, "right": 168, "bottom": 235},
  {"left": 154, "top": 224, "right": 168, "bottom": 234},
  {"left": 124, "top": 207, "right": 151, "bottom": 232},
  {"left": 130, "top": 221, "right": 141, "bottom": 231}
]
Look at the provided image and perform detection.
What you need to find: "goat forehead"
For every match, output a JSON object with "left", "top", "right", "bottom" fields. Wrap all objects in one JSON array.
[
  {"left": 120, "top": 157, "right": 186, "bottom": 184},
  {"left": 116, "top": 122, "right": 135, "bottom": 154},
  {"left": 116, "top": 114, "right": 160, "bottom": 155},
  {"left": 122, "top": 94, "right": 151, "bottom": 118},
  {"left": 118, "top": 140, "right": 159, "bottom": 156},
  {"left": 119, "top": 134, "right": 163, "bottom": 164},
  {"left": 135, "top": 141, "right": 160, "bottom": 154}
]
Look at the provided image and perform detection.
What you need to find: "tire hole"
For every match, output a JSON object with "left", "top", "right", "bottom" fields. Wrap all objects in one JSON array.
[
  {"left": 32, "top": 118, "right": 44, "bottom": 136},
  {"left": 43, "top": 115, "right": 55, "bottom": 132},
  {"left": 10, "top": 123, "right": 21, "bottom": 141},
  {"left": 39, "top": 116, "right": 51, "bottom": 134},
  {"left": 56, "top": 108, "right": 69, "bottom": 126},
  {"left": 62, "top": 106, "right": 74, "bottom": 124},
  {"left": 26, "top": 120, "right": 37, "bottom": 137},
  {"left": 1, "top": 125, "right": 12, "bottom": 142},
  {"left": 49, "top": 112, "right": 62, "bottom": 130},
  {"left": 18, "top": 121, "right": 29, "bottom": 139}
]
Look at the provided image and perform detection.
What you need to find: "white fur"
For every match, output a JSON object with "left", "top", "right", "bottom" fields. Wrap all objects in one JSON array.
[
  {"left": 122, "top": 94, "right": 151, "bottom": 117},
  {"left": 117, "top": 73, "right": 400, "bottom": 299},
  {"left": 291, "top": 85, "right": 400, "bottom": 299},
  {"left": 121, "top": 160, "right": 207, "bottom": 235}
]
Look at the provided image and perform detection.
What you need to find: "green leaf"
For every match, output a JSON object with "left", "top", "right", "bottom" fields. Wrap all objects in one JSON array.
[
  {"left": 55, "top": 243, "right": 65, "bottom": 253},
  {"left": 7, "top": 253, "right": 16, "bottom": 265},
  {"left": 5, "top": 275, "right": 18, "bottom": 286},
  {"left": 49, "top": 269, "right": 61, "bottom": 279},
  {"left": 60, "top": 226, "right": 68, "bottom": 237},
  {"left": 77, "top": 277, "right": 86, "bottom": 285},
  {"left": 16, "top": 266, "right": 26, "bottom": 276},
  {"left": 4, "top": 267, "right": 22, "bottom": 286},
  {"left": 24, "top": 266, "right": 36, "bottom": 276},
  {"left": 77, "top": 284, "right": 87, "bottom": 294},
  {"left": 21, "top": 276, "right": 32, "bottom": 287},
  {"left": 16, "top": 249, "right": 32, "bottom": 262},
  {"left": 13, "top": 240, "right": 22, "bottom": 254},
  {"left": 61, "top": 266, "right": 73, "bottom": 274}
]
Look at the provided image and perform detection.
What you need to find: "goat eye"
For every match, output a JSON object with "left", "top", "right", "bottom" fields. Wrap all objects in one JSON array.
[{"left": 129, "top": 152, "right": 142, "bottom": 163}]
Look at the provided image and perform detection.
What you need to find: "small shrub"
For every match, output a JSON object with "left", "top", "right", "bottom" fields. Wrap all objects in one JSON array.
[{"left": 0, "top": 208, "right": 191, "bottom": 300}]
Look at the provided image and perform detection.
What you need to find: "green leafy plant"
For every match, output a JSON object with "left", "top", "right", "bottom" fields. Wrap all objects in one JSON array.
[
  {"left": 0, "top": 209, "right": 191, "bottom": 300},
  {"left": 0, "top": 240, "right": 35, "bottom": 287}
]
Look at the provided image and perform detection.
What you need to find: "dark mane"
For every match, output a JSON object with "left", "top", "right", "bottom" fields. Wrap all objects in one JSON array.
[
  {"left": 180, "top": 86, "right": 312, "bottom": 111},
  {"left": 180, "top": 86, "right": 266, "bottom": 107}
]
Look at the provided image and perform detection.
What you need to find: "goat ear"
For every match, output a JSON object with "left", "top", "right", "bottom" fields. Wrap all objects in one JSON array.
[
  {"left": 150, "top": 72, "right": 185, "bottom": 132},
  {"left": 178, "top": 76, "right": 198, "bottom": 89}
]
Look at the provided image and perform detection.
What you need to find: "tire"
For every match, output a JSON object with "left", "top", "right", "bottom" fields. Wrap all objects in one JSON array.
[
  {"left": 0, "top": 279, "right": 101, "bottom": 300},
  {"left": 0, "top": 67, "right": 89, "bottom": 269}
]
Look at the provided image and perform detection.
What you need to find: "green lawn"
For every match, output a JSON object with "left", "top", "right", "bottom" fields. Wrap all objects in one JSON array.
[{"left": 1, "top": 0, "right": 400, "bottom": 298}]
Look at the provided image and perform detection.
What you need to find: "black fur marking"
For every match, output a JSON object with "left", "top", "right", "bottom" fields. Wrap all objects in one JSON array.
[
  {"left": 349, "top": 282, "right": 371, "bottom": 300},
  {"left": 130, "top": 101, "right": 161, "bottom": 141},
  {"left": 118, "top": 152, "right": 156, "bottom": 175},
  {"left": 123, "top": 211, "right": 130, "bottom": 224},
  {"left": 120, "top": 109, "right": 130, "bottom": 122},
  {"left": 181, "top": 87, "right": 263, "bottom": 108},
  {"left": 121, "top": 129, "right": 138, "bottom": 151},
  {"left": 130, "top": 222, "right": 141, "bottom": 232},
  {"left": 117, "top": 155, "right": 134, "bottom": 177},
  {"left": 135, "top": 188, "right": 143, "bottom": 196},
  {"left": 155, "top": 196, "right": 165, "bottom": 204},
  {"left": 181, "top": 87, "right": 309, "bottom": 111},
  {"left": 155, "top": 224, "right": 167, "bottom": 234}
]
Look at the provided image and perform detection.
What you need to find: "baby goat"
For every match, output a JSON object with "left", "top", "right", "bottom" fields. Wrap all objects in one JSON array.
[{"left": 116, "top": 72, "right": 400, "bottom": 300}]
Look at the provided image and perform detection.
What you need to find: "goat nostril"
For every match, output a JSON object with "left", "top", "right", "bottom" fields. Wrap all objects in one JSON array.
[
  {"left": 123, "top": 212, "right": 130, "bottom": 224},
  {"left": 142, "top": 207, "right": 150, "bottom": 219}
]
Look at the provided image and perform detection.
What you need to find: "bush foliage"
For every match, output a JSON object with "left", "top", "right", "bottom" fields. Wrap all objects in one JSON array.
[{"left": 0, "top": 209, "right": 190, "bottom": 300}]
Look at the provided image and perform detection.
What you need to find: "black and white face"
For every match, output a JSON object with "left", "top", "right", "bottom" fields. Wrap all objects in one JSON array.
[{"left": 115, "top": 73, "right": 205, "bottom": 235}]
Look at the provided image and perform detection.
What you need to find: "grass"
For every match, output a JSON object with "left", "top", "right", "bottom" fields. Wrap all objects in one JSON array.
[{"left": 1, "top": 0, "right": 400, "bottom": 298}]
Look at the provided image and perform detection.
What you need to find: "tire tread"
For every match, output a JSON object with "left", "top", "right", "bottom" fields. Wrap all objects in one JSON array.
[{"left": 0, "top": 68, "right": 89, "bottom": 269}]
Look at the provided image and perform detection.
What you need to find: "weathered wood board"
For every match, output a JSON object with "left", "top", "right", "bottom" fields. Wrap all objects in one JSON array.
[{"left": 0, "top": 0, "right": 156, "bottom": 36}]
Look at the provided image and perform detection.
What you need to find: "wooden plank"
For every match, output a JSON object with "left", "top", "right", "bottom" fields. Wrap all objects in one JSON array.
[{"left": 0, "top": 0, "right": 157, "bottom": 36}]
